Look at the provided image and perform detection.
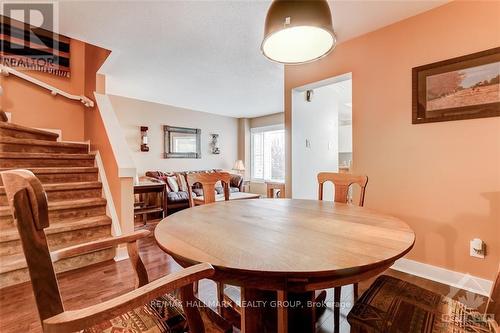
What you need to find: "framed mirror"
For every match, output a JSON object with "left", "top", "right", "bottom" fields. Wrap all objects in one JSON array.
[{"left": 164, "top": 126, "right": 201, "bottom": 158}]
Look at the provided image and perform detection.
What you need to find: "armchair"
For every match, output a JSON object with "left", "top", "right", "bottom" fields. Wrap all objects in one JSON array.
[{"left": 0, "top": 169, "right": 224, "bottom": 333}]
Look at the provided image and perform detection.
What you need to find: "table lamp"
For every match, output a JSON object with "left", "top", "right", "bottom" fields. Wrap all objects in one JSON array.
[{"left": 232, "top": 160, "right": 245, "bottom": 176}]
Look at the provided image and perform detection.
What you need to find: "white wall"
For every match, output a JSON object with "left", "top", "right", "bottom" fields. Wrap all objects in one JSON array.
[
  {"left": 339, "top": 124, "right": 352, "bottom": 153},
  {"left": 109, "top": 95, "right": 239, "bottom": 175},
  {"left": 292, "top": 85, "right": 340, "bottom": 200}
]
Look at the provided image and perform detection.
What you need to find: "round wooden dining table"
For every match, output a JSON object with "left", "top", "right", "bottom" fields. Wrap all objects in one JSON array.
[{"left": 155, "top": 199, "right": 415, "bottom": 333}]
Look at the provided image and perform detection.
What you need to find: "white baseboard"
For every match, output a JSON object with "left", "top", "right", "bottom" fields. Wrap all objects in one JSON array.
[
  {"left": 94, "top": 151, "right": 122, "bottom": 238},
  {"left": 114, "top": 246, "right": 129, "bottom": 262},
  {"left": 391, "top": 258, "right": 492, "bottom": 296}
]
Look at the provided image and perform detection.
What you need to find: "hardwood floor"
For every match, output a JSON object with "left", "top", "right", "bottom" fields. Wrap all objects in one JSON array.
[{"left": 0, "top": 220, "right": 486, "bottom": 333}]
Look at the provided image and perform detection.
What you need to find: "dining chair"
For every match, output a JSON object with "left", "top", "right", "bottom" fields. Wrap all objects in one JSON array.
[
  {"left": 317, "top": 172, "right": 368, "bottom": 331},
  {"left": 185, "top": 171, "right": 232, "bottom": 310},
  {"left": 317, "top": 172, "right": 368, "bottom": 206},
  {"left": 0, "top": 169, "right": 223, "bottom": 333},
  {"left": 186, "top": 171, "right": 231, "bottom": 208},
  {"left": 348, "top": 267, "right": 500, "bottom": 332}
]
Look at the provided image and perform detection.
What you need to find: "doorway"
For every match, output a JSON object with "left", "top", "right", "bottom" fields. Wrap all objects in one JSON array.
[{"left": 291, "top": 73, "right": 352, "bottom": 200}]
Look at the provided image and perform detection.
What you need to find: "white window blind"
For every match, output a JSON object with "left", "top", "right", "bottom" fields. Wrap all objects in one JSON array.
[{"left": 251, "top": 125, "right": 285, "bottom": 182}]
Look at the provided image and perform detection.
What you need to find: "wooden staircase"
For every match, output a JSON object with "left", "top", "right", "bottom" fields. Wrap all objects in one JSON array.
[{"left": 0, "top": 121, "right": 114, "bottom": 288}]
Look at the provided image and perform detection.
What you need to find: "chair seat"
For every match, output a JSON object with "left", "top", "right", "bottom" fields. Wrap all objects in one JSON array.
[
  {"left": 347, "top": 275, "right": 494, "bottom": 333},
  {"left": 193, "top": 191, "right": 260, "bottom": 204},
  {"left": 84, "top": 294, "right": 187, "bottom": 333},
  {"left": 84, "top": 293, "right": 231, "bottom": 333},
  {"left": 167, "top": 191, "right": 191, "bottom": 203}
]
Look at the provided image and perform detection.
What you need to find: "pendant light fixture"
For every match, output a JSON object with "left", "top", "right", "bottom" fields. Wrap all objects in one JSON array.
[{"left": 261, "top": 0, "right": 336, "bottom": 65}]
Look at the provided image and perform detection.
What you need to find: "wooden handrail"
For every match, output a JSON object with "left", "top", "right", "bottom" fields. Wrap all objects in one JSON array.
[{"left": 0, "top": 65, "right": 94, "bottom": 107}]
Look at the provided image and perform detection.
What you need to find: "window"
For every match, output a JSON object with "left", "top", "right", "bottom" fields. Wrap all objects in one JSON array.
[{"left": 251, "top": 125, "right": 285, "bottom": 181}]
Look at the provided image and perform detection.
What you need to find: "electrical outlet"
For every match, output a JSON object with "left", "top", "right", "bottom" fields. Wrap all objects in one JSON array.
[{"left": 470, "top": 238, "right": 485, "bottom": 259}]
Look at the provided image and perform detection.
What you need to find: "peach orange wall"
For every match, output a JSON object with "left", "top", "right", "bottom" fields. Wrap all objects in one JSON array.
[
  {"left": 80, "top": 46, "right": 132, "bottom": 227},
  {"left": 0, "top": 35, "right": 128, "bottom": 231},
  {"left": 285, "top": 1, "right": 500, "bottom": 279},
  {"left": 1, "top": 40, "right": 87, "bottom": 141}
]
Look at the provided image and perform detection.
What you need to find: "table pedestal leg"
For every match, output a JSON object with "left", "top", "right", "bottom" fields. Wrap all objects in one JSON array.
[
  {"left": 277, "top": 290, "right": 288, "bottom": 333},
  {"left": 180, "top": 283, "right": 205, "bottom": 333},
  {"left": 240, "top": 288, "right": 316, "bottom": 333},
  {"left": 287, "top": 291, "right": 316, "bottom": 333},
  {"left": 333, "top": 287, "right": 341, "bottom": 333},
  {"left": 241, "top": 287, "right": 266, "bottom": 333}
]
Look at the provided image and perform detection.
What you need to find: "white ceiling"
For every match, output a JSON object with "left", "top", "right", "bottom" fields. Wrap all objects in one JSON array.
[{"left": 52, "top": 0, "right": 447, "bottom": 118}]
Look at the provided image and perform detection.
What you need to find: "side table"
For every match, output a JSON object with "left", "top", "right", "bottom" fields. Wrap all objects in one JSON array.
[
  {"left": 134, "top": 182, "right": 167, "bottom": 225},
  {"left": 265, "top": 181, "right": 285, "bottom": 198}
]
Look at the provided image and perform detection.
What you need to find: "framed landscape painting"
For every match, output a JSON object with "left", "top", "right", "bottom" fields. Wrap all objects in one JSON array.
[{"left": 412, "top": 47, "right": 500, "bottom": 124}]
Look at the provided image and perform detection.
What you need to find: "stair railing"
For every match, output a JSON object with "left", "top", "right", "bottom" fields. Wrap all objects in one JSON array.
[{"left": 0, "top": 65, "right": 94, "bottom": 108}]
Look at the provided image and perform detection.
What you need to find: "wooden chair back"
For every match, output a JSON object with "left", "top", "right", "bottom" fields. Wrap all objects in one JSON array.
[
  {"left": 1, "top": 170, "right": 150, "bottom": 321},
  {"left": 1, "top": 169, "right": 65, "bottom": 322},
  {"left": 1, "top": 169, "right": 215, "bottom": 333},
  {"left": 317, "top": 172, "right": 368, "bottom": 206},
  {"left": 186, "top": 172, "right": 231, "bottom": 207}
]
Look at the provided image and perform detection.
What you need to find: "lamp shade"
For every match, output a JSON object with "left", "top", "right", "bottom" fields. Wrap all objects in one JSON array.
[
  {"left": 261, "top": 0, "right": 336, "bottom": 64},
  {"left": 232, "top": 160, "right": 245, "bottom": 171}
]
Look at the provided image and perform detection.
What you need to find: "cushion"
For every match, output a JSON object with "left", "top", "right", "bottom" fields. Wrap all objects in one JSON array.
[
  {"left": 167, "top": 191, "right": 190, "bottom": 203},
  {"left": 193, "top": 188, "right": 219, "bottom": 197},
  {"left": 166, "top": 176, "right": 179, "bottom": 192},
  {"left": 145, "top": 171, "right": 169, "bottom": 180},
  {"left": 207, "top": 186, "right": 240, "bottom": 196},
  {"left": 214, "top": 187, "right": 239, "bottom": 195},
  {"left": 230, "top": 174, "right": 243, "bottom": 188},
  {"left": 176, "top": 173, "right": 189, "bottom": 192},
  {"left": 84, "top": 293, "right": 232, "bottom": 333},
  {"left": 347, "top": 275, "right": 494, "bottom": 333},
  {"left": 192, "top": 188, "right": 204, "bottom": 197},
  {"left": 145, "top": 171, "right": 172, "bottom": 193},
  {"left": 84, "top": 294, "right": 187, "bottom": 333}
]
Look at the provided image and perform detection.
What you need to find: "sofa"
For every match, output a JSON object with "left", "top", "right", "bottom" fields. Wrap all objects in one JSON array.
[{"left": 145, "top": 169, "right": 243, "bottom": 214}]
